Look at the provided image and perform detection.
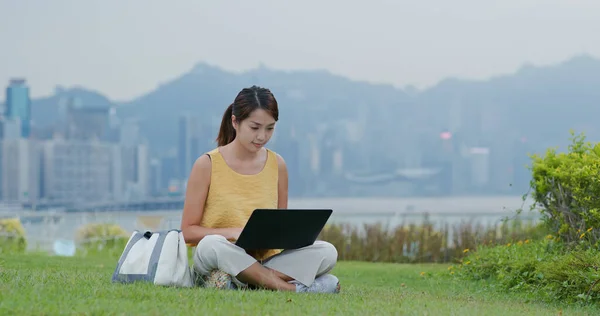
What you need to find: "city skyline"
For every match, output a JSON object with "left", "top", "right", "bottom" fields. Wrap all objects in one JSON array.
[
  {"left": 1, "top": 48, "right": 600, "bottom": 207},
  {"left": 0, "top": 72, "right": 537, "bottom": 206}
]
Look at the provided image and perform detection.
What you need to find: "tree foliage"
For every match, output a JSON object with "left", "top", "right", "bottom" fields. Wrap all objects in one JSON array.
[{"left": 529, "top": 131, "right": 600, "bottom": 247}]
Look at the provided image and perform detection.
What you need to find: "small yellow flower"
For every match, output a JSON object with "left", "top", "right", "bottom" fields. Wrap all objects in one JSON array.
[
  {"left": 506, "top": 243, "right": 512, "bottom": 247},
  {"left": 463, "top": 248, "right": 470, "bottom": 253},
  {"left": 450, "top": 271, "right": 455, "bottom": 275},
  {"left": 517, "top": 241, "right": 523, "bottom": 246},
  {"left": 525, "top": 239, "right": 530, "bottom": 244},
  {"left": 464, "top": 261, "right": 471, "bottom": 265},
  {"left": 546, "top": 234, "right": 553, "bottom": 240},
  {"left": 420, "top": 271, "right": 426, "bottom": 276},
  {"left": 587, "top": 227, "right": 593, "bottom": 232},
  {"left": 580, "top": 233, "right": 585, "bottom": 239}
]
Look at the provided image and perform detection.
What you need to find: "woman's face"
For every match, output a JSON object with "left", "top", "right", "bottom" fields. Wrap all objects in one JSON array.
[{"left": 233, "top": 108, "right": 276, "bottom": 153}]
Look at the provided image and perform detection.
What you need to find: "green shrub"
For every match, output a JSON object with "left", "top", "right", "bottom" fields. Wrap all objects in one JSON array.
[
  {"left": 528, "top": 131, "right": 600, "bottom": 247},
  {"left": 537, "top": 248, "right": 600, "bottom": 303},
  {"left": 0, "top": 217, "right": 27, "bottom": 254},
  {"left": 456, "top": 238, "right": 600, "bottom": 303},
  {"left": 75, "top": 223, "right": 130, "bottom": 257},
  {"left": 456, "top": 236, "right": 563, "bottom": 283}
]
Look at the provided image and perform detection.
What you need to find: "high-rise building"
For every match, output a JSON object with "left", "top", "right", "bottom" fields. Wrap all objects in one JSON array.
[
  {"left": 65, "top": 102, "right": 111, "bottom": 141},
  {"left": 5, "top": 79, "right": 31, "bottom": 138},
  {"left": 41, "top": 140, "right": 115, "bottom": 202},
  {"left": 119, "top": 118, "right": 141, "bottom": 146},
  {"left": 160, "top": 154, "right": 179, "bottom": 193},
  {"left": 0, "top": 118, "right": 22, "bottom": 140},
  {"left": 118, "top": 144, "right": 149, "bottom": 201},
  {"left": 1, "top": 139, "right": 42, "bottom": 202},
  {"left": 177, "top": 115, "right": 201, "bottom": 180},
  {"left": 469, "top": 147, "right": 491, "bottom": 189},
  {"left": 149, "top": 158, "right": 162, "bottom": 196}
]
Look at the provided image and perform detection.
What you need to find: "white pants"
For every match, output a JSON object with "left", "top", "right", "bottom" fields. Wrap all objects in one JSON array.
[{"left": 193, "top": 234, "right": 338, "bottom": 287}]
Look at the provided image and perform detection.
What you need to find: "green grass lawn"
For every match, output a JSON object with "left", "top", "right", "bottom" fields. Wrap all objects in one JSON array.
[{"left": 0, "top": 253, "right": 598, "bottom": 315}]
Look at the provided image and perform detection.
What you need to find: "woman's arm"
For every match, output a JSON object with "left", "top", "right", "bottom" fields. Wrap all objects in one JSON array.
[
  {"left": 180, "top": 154, "right": 240, "bottom": 244},
  {"left": 276, "top": 153, "right": 289, "bottom": 209}
]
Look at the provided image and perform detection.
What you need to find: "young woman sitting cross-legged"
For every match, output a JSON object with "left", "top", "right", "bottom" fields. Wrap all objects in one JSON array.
[{"left": 180, "top": 86, "right": 340, "bottom": 293}]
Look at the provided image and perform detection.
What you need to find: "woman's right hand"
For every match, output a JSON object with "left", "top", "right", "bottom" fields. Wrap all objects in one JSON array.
[{"left": 227, "top": 227, "right": 244, "bottom": 242}]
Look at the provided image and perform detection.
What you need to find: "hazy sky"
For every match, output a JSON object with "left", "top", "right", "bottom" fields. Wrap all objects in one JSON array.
[{"left": 1, "top": 0, "right": 598, "bottom": 101}]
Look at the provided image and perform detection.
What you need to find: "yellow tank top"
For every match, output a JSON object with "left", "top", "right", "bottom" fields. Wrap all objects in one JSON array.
[{"left": 200, "top": 147, "right": 281, "bottom": 260}]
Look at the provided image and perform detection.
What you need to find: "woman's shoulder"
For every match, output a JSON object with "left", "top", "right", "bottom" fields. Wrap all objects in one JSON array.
[
  {"left": 205, "top": 148, "right": 220, "bottom": 157},
  {"left": 265, "top": 148, "right": 286, "bottom": 169},
  {"left": 191, "top": 148, "right": 220, "bottom": 171},
  {"left": 191, "top": 153, "right": 212, "bottom": 173}
]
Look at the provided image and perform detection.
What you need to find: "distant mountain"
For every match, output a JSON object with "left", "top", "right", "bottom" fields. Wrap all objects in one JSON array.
[
  {"left": 24, "top": 54, "right": 600, "bottom": 158},
  {"left": 30, "top": 86, "right": 116, "bottom": 128},
  {"left": 115, "top": 62, "right": 412, "bottom": 155},
  {"left": 415, "top": 54, "right": 600, "bottom": 149}
]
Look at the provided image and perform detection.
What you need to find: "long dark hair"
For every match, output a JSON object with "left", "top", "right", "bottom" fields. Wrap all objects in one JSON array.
[{"left": 216, "top": 86, "right": 279, "bottom": 146}]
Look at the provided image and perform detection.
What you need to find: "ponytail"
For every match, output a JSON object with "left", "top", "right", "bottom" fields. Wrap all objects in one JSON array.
[{"left": 216, "top": 104, "right": 236, "bottom": 146}]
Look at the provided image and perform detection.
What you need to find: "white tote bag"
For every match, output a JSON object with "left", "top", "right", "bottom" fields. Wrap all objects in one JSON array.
[{"left": 111, "top": 229, "right": 194, "bottom": 288}]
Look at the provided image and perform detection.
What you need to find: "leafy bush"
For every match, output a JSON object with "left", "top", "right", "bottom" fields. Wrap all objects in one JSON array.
[
  {"left": 456, "top": 237, "right": 600, "bottom": 303},
  {"left": 0, "top": 217, "right": 27, "bottom": 254},
  {"left": 75, "top": 223, "right": 130, "bottom": 257},
  {"left": 318, "top": 216, "right": 544, "bottom": 264},
  {"left": 528, "top": 131, "right": 600, "bottom": 247},
  {"left": 453, "top": 131, "right": 600, "bottom": 304}
]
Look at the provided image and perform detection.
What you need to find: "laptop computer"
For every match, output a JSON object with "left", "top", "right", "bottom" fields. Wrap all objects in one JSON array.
[{"left": 235, "top": 208, "right": 333, "bottom": 250}]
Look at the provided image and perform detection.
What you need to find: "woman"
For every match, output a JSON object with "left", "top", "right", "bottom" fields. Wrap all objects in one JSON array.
[{"left": 181, "top": 86, "right": 340, "bottom": 293}]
